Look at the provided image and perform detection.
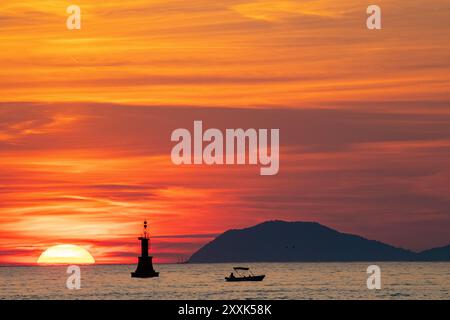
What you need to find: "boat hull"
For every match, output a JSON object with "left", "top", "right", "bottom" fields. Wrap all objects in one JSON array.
[{"left": 225, "top": 275, "right": 265, "bottom": 282}]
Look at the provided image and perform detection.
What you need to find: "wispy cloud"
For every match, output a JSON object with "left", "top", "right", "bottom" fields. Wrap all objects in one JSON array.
[
  {"left": 0, "top": 1, "right": 449, "bottom": 105},
  {"left": 1, "top": 103, "right": 450, "bottom": 264},
  {"left": 232, "top": 0, "right": 347, "bottom": 21}
]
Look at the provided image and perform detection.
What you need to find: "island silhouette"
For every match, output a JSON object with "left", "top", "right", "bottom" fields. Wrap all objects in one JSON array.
[{"left": 188, "top": 221, "right": 450, "bottom": 263}]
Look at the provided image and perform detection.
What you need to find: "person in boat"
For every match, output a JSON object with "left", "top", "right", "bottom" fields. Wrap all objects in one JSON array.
[{"left": 229, "top": 272, "right": 235, "bottom": 279}]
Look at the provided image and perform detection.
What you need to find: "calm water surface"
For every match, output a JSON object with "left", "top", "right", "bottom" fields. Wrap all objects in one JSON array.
[{"left": 1, "top": 263, "right": 449, "bottom": 300}]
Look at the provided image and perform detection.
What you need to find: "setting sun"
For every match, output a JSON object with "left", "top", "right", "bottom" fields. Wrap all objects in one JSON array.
[{"left": 37, "top": 245, "right": 95, "bottom": 265}]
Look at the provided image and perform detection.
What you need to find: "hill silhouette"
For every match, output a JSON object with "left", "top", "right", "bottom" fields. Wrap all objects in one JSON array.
[
  {"left": 418, "top": 244, "right": 450, "bottom": 261},
  {"left": 188, "top": 221, "right": 448, "bottom": 263}
]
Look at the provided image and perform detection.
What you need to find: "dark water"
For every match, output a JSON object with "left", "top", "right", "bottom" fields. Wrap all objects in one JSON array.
[{"left": 1, "top": 262, "right": 449, "bottom": 299}]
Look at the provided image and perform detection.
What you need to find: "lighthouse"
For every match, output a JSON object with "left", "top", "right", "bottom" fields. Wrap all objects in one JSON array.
[{"left": 131, "top": 220, "right": 159, "bottom": 278}]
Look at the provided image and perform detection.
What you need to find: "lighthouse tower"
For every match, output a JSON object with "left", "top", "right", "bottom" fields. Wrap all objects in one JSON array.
[{"left": 131, "top": 220, "right": 159, "bottom": 278}]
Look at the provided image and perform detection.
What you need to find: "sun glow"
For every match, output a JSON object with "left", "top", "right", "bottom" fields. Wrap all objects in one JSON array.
[{"left": 37, "top": 244, "right": 95, "bottom": 265}]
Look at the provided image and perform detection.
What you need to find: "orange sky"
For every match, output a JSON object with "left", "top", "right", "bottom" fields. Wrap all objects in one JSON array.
[{"left": 1, "top": 1, "right": 450, "bottom": 264}]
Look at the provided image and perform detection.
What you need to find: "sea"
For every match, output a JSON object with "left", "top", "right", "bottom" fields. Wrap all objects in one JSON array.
[{"left": 0, "top": 262, "right": 449, "bottom": 300}]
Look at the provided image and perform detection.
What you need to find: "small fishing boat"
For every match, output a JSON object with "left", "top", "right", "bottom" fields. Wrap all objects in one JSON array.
[{"left": 225, "top": 267, "right": 265, "bottom": 282}]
